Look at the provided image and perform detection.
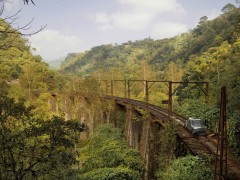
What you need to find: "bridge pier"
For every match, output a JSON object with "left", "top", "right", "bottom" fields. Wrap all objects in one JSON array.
[
  {"left": 118, "top": 103, "right": 191, "bottom": 179},
  {"left": 123, "top": 105, "right": 161, "bottom": 179}
]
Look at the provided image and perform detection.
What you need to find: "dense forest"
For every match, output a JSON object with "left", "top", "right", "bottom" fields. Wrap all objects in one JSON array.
[{"left": 0, "top": 1, "right": 239, "bottom": 179}]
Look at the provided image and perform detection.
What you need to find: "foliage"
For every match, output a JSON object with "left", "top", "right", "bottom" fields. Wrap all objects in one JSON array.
[
  {"left": 80, "top": 167, "right": 141, "bottom": 180},
  {"left": 157, "top": 155, "right": 214, "bottom": 180},
  {"left": 0, "top": 85, "right": 85, "bottom": 179},
  {"left": 0, "top": 20, "right": 85, "bottom": 177},
  {"left": 179, "top": 99, "right": 219, "bottom": 132},
  {"left": 79, "top": 124, "right": 144, "bottom": 179},
  {"left": 184, "top": 38, "right": 240, "bottom": 154},
  {"left": 157, "top": 121, "right": 178, "bottom": 173},
  {"left": 0, "top": 17, "right": 56, "bottom": 96}
]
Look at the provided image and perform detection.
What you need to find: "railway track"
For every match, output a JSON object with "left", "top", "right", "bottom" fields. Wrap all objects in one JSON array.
[{"left": 108, "top": 96, "right": 240, "bottom": 179}]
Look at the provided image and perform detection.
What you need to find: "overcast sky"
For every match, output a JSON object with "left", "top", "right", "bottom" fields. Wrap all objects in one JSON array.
[{"left": 1, "top": 0, "right": 238, "bottom": 61}]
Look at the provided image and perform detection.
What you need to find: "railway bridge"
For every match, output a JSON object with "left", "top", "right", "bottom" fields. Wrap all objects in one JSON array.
[
  {"left": 48, "top": 80, "right": 240, "bottom": 179},
  {"left": 102, "top": 96, "right": 240, "bottom": 180}
]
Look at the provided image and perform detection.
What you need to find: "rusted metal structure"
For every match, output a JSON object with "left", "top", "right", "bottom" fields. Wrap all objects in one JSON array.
[
  {"left": 107, "top": 96, "right": 240, "bottom": 179},
  {"left": 102, "top": 79, "right": 209, "bottom": 120},
  {"left": 101, "top": 79, "right": 208, "bottom": 101},
  {"left": 215, "top": 86, "right": 228, "bottom": 179}
]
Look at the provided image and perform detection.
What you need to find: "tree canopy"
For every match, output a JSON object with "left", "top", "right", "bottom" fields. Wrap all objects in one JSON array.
[{"left": 79, "top": 124, "right": 144, "bottom": 179}]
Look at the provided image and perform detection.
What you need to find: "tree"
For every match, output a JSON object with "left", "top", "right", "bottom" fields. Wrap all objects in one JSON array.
[
  {"left": 221, "top": 39, "right": 240, "bottom": 154},
  {"left": 179, "top": 98, "right": 219, "bottom": 132},
  {"left": 80, "top": 167, "right": 141, "bottom": 180},
  {"left": 0, "top": 82, "right": 86, "bottom": 179},
  {"left": 157, "top": 121, "right": 177, "bottom": 174},
  {"left": 185, "top": 41, "right": 231, "bottom": 83},
  {"left": 199, "top": 16, "right": 208, "bottom": 23},
  {"left": 221, "top": 3, "right": 236, "bottom": 13},
  {"left": 157, "top": 155, "right": 214, "bottom": 180},
  {"left": 0, "top": 110, "right": 85, "bottom": 179},
  {"left": 165, "top": 62, "right": 184, "bottom": 82},
  {"left": 19, "top": 59, "right": 56, "bottom": 95},
  {"left": 79, "top": 124, "right": 144, "bottom": 179}
]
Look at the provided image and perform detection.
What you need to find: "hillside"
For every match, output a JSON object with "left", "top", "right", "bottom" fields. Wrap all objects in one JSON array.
[
  {"left": 59, "top": 5, "right": 240, "bottom": 157},
  {"left": 60, "top": 5, "right": 240, "bottom": 79},
  {"left": 47, "top": 56, "right": 66, "bottom": 69}
]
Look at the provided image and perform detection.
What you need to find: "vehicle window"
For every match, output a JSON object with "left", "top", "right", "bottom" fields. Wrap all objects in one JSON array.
[{"left": 191, "top": 120, "right": 201, "bottom": 126}]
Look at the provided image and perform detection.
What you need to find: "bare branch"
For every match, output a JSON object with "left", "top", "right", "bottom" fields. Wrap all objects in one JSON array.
[
  {"left": 2, "top": 9, "right": 22, "bottom": 22},
  {"left": 23, "top": 0, "right": 35, "bottom": 5},
  {"left": 0, "top": 2, "right": 47, "bottom": 38},
  {"left": 0, "top": 24, "right": 47, "bottom": 36}
]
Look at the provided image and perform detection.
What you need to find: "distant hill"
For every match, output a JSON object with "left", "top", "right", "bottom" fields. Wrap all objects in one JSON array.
[
  {"left": 47, "top": 56, "right": 66, "bottom": 69},
  {"left": 59, "top": 5, "right": 240, "bottom": 78}
]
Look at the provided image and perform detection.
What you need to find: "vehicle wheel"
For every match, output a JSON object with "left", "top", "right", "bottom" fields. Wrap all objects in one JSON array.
[{"left": 191, "top": 130, "right": 196, "bottom": 136}]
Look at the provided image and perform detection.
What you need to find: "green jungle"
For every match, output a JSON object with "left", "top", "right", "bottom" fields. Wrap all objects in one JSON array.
[{"left": 0, "top": 2, "right": 239, "bottom": 179}]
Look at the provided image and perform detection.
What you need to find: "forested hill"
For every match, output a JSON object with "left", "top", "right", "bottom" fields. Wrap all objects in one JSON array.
[
  {"left": 60, "top": 4, "right": 240, "bottom": 79},
  {"left": 59, "top": 4, "right": 240, "bottom": 158}
]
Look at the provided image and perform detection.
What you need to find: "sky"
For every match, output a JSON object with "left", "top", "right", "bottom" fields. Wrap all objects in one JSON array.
[{"left": 1, "top": 0, "right": 238, "bottom": 61}]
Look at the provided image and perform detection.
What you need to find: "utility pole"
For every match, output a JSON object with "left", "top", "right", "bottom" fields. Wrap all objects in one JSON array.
[
  {"left": 127, "top": 80, "right": 131, "bottom": 98},
  {"left": 124, "top": 80, "right": 127, "bottom": 98},
  {"left": 215, "top": 86, "right": 228, "bottom": 179},
  {"left": 111, "top": 80, "right": 114, "bottom": 96},
  {"left": 168, "top": 81, "right": 173, "bottom": 112},
  {"left": 145, "top": 81, "right": 149, "bottom": 103}
]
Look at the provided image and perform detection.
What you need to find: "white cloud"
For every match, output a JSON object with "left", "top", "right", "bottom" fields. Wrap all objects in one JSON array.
[
  {"left": 29, "top": 29, "right": 82, "bottom": 61},
  {"left": 111, "top": 11, "right": 154, "bottom": 30},
  {"left": 95, "top": 12, "right": 110, "bottom": 24},
  {"left": 118, "top": 0, "right": 185, "bottom": 13},
  {"left": 99, "top": 24, "right": 114, "bottom": 31},
  {"left": 95, "top": 0, "right": 185, "bottom": 31},
  {"left": 151, "top": 22, "right": 188, "bottom": 39}
]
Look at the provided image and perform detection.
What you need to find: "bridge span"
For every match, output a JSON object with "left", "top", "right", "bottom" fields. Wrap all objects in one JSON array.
[{"left": 106, "top": 96, "right": 240, "bottom": 179}]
